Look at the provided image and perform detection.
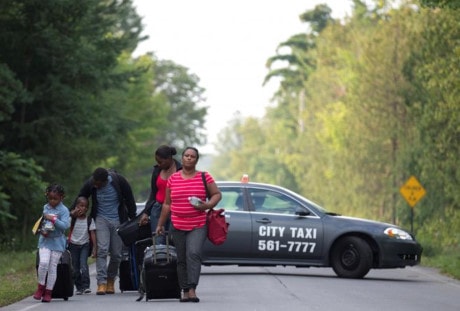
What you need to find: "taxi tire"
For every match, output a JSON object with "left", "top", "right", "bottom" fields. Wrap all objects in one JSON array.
[{"left": 330, "top": 236, "right": 372, "bottom": 279}]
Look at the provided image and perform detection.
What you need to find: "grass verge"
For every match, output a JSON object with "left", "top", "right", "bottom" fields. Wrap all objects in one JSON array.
[
  {"left": 422, "top": 252, "right": 460, "bottom": 280},
  {"left": 0, "top": 250, "right": 96, "bottom": 307},
  {"left": 0, "top": 251, "right": 37, "bottom": 307}
]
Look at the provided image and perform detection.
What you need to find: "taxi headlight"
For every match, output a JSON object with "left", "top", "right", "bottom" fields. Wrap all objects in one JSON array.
[{"left": 384, "top": 228, "right": 413, "bottom": 240}]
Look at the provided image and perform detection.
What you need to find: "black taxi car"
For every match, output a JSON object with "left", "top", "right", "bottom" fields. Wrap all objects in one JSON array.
[{"left": 201, "top": 181, "right": 422, "bottom": 279}]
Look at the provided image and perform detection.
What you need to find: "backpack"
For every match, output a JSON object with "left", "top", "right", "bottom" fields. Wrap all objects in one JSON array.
[{"left": 201, "top": 172, "right": 229, "bottom": 245}]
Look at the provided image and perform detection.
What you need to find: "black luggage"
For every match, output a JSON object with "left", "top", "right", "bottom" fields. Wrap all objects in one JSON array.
[
  {"left": 134, "top": 237, "right": 152, "bottom": 270},
  {"left": 119, "top": 244, "right": 139, "bottom": 292},
  {"left": 36, "top": 249, "right": 74, "bottom": 300},
  {"left": 117, "top": 214, "right": 151, "bottom": 246},
  {"left": 137, "top": 233, "right": 180, "bottom": 301}
]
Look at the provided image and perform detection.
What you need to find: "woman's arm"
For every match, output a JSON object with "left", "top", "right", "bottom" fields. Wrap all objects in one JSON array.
[
  {"left": 195, "top": 181, "right": 222, "bottom": 211},
  {"left": 155, "top": 188, "right": 172, "bottom": 235}
]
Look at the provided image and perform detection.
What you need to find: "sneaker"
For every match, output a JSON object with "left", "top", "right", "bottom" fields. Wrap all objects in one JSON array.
[
  {"left": 76, "top": 289, "right": 83, "bottom": 295},
  {"left": 83, "top": 288, "right": 92, "bottom": 294}
]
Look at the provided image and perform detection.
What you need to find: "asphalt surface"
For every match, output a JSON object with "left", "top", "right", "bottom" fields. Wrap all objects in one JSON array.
[{"left": 3, "top": 263, "right": 460, "bottom": 311}]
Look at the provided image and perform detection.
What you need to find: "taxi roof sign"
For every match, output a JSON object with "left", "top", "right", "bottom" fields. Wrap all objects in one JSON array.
[{"left": 400, "top": 176, "right": 426, "bottom": 208}]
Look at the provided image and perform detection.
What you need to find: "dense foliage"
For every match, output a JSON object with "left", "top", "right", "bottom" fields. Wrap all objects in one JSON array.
[
  {"left": 0, "top": 0, "right": 207, "bottom": 246},
  {"left": 210, "top": 0, "right": 459, "bottom": 259}
]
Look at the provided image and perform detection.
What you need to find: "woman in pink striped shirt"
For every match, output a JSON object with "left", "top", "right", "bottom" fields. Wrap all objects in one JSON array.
[{"left": 156, "top": 146, "right": 221, "bottom": 303}]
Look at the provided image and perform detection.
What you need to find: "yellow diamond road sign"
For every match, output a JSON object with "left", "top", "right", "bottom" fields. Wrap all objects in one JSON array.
[{"left": 400, "top": 176, "right": 426, "bottom": 208}]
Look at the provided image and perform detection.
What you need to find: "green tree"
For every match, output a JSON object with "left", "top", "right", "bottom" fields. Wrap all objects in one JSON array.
[
  {"left": 211, "top": 0, "right": 459, "bottom": 272},
  {"left": 404, "top": 6, "right": 460, "bottom": 254},
  {"left": 150, "top": 59, "right": 208, "bottom": 149},
  {"left": 0, "top": 0, "right": 144, "bottom": 181},
  {"left": 119, "top": 55, "right": 209, "bottom": 200},
  {"left": 0, "top": 151, "right": 45, "bottom": 246},
  {"left": 420, "top": 0, "right": 460, "bottom": 9},
  {"left": 0, "top": 0, "right": 145, "bottom": 244},
  {"left": 255, "top": 4, "right": 335, "bottom": 191}
]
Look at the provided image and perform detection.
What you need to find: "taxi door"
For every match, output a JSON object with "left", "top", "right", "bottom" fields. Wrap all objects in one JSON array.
[
  {"left": 248, "top": 188, "right": 324, "bottom": 261},
  {"left": 202, "top": 186, "right": 252, "bottom": 260}
]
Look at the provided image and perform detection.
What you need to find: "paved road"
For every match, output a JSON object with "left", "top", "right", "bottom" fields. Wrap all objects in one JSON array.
[{"left": 3, "top": 264, "right": 460, "bottom": 311}]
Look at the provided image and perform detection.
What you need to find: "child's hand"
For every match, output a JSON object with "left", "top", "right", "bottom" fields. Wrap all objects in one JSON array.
[
  {"left": 44, "top": 214, "right": 58, "bottom": 223},
  {"left": 44, "top": 214, "right": 53, "bottom": 220},
  {"left": 71, "top": 207, "right": 85, "bottom": 217}
]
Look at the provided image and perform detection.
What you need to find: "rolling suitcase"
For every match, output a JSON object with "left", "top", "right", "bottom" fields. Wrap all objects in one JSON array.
[
  {"left": 36, "top": 249, "right": 74, "bottom": 300},
  {"left": 119, "top": 244, "right": 139, "bottom": 292},
  {"left": 137, "top": 233, "right": 180, "bottom": 301},
  {"left": 134, "top": 237, "right": 152, "bottom": 271}
]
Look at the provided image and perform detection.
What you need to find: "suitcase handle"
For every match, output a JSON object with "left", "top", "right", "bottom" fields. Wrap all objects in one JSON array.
[
  {"left": 151, "top": 232, "right": 172, "bottom": 264},
  {"left": 135, "top": 232, "right": 173, "bottom": 264}
]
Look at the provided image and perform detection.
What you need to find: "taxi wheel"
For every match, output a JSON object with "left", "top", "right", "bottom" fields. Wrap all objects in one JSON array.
[{"left": 330, "top": 236, "right": 372, "bottom": 279}]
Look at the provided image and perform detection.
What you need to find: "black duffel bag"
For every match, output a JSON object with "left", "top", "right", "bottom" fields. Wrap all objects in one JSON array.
[{"left": 117, "top": 214, "right": 151, "bottom": 246}]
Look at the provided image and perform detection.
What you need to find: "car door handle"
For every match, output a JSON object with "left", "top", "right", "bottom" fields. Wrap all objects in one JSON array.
[{"left": 255, "top": 218, "right": 272, "bottom": 224}]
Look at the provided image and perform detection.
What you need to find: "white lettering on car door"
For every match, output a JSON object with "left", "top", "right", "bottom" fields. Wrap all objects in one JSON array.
[
  {"left": 258, "top": 226, "right": 285, "bottom": 237},
  {"left": 258, "top": 226, "right": 317, "bottom": 253}
]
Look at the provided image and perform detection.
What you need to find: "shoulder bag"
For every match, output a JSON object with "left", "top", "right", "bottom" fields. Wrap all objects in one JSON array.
[{"left": 201, "top": 172, "right": 229, "bottom": 245}]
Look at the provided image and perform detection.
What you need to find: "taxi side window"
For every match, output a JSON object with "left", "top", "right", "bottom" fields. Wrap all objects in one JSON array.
[
  {"left": 250, "top": 191, "right": 266, "bottom": 211},
  {"left": 216, "top": 187, "right": 245, "bottom": 211},
  {"left": 250, "top": 189, "right": 296, "bottom": 215}
]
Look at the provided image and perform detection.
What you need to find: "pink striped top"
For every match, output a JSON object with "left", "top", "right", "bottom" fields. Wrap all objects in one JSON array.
[{"left": 167, "top": 171, "right": 214, "bottom": 231}]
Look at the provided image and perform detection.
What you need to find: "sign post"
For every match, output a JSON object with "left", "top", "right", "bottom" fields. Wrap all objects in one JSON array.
[{"left": 399, "top": 176, "right": 426, "bottom": 232}]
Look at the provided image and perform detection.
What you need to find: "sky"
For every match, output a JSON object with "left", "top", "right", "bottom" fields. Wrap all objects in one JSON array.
[{"left": 132, "top": 0, "right": 353, "bottom": 153}]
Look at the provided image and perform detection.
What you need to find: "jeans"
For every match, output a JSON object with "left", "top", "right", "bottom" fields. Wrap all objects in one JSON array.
[
  {"left": 150, "top": 202, "right": 171, "bottom": 245},
  {"left": 95, "top": 216, "right": 122, "bottom": 285},
  {"left": 171, "top": 224, "right": 207, "bottom": 291},
  {"left": 68, "top": 242, "right": 90, "bottom": 290}
]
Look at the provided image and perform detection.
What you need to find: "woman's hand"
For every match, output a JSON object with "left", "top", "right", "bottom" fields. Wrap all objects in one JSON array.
[
  {"left": 193, "top": 202, "right": 210, "bottom": 211},
  {"left": 155, "top": 225, "right": 164, "bottom": 236},
  {"left": 139, "top": 213, "right": 149, "bottom": 226}
]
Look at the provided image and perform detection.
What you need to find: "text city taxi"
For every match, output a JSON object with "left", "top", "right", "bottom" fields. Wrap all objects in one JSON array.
[{"left": 258, "top": 225, "right": 317, "bottom": 253}]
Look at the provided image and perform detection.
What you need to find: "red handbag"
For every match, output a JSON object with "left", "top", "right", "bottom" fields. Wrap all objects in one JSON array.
[
  {"left": 206, "top": 208, "right": 229, "bottom": 245},
  {"left": 201, "top": 172, "right": 229, "bottom": 245}
]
